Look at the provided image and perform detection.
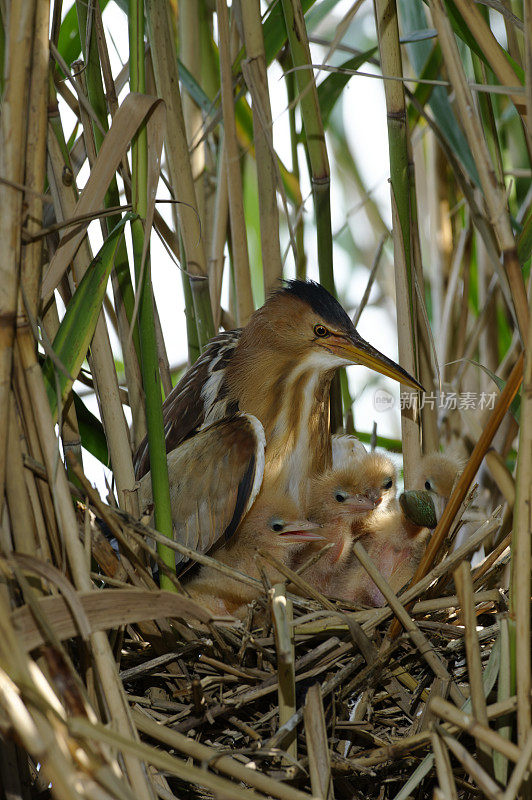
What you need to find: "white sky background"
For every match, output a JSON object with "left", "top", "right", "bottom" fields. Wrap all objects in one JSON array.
[{"left": 62, "top": 0, "right": 406, "bottom": 496}]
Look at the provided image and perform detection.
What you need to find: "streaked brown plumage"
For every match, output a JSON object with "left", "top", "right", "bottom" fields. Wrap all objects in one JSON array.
[
  {"left": 184, "top": 489, "right": 323, "bottom": 617},
  {"left": 135, "top": 281, "right": 422, "bottom": 567},
  {"left": 137, "top": 414, "right": 265, "bottom": 567}
]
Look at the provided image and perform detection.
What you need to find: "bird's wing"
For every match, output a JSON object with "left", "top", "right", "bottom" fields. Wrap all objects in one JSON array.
[
  {"left": 137, "top": 413, "right": 265, "bottom": 565},
  {"left": 134, "top": 330, "right": 242, "bottom": 478}
]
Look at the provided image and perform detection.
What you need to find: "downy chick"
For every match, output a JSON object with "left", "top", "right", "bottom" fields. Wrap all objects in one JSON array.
[
  {"left": 184, "top": 490, "right": 323, "bottom": 617},
  {"left": 411, "top": 453, "right": 461, "bottom": 520},
  {"left": 297, "top": 452, "right": 397, "bottom": 596},
  {"left": 331, "top": 433, "right": 367, "bottom": 468},
  {"left": 340, "top": 489, "right": 436, "bottom": 606},
  {"left": 411, "top": 451, "right": 486, "bottom": 561}
]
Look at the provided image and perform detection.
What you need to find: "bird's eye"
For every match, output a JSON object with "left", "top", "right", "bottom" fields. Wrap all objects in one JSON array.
[
  {"left": 270, "top": 519, "right": 285, "bottom": 532},
  {"left": 382, "top": 478, "right": 393, "bottom": 490},
  {"left": 424, "top": 480, "right": 432, "bottom": 491},
  {"left": 314, "top": 324, "right": 330, "bottom": 338},
  {"left": 335, "top": 491, "right": 347, "bottom": 503}
]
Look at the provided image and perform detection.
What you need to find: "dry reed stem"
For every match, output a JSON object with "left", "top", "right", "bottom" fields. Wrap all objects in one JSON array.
[
  {"left": 0, "top": 1, "right": 36, "bottom": 519},
  {"left": 304, "top": 684, "right": 334, "bottom": 800},
  {"left": 438, "top": 727, "right": 503, "bottom": 800},
  {"left": 271, "top": 582, "right": 297, "bottom": 761},
  {"left": 19, "top": 0, "right": 49, "bottom": 318},
  {"left": 352, "top": 541, "right": 464, "bottom": 706},
  {"left": 454, "top": 561, "right": 491, "bottom": 770},
  {"left": 389, "top": 352, "right": 523, "bottom": 639},
  {"left": 452, "top": 0, "right": 525, "bottom": 115},
  {"left": 45, "top": 130, "right": 137, "bottom": 515},
  {"left": 239, "top": 0, "right": 283, "bottom": 296},
  {"left": 145, "top": 0, "right": 215, "bottom": 349},
  {"left": 430, "top": 696, "right": 521, "bottom": 764},
  {"left": 16, "top": 336, "right": 153, "bottom": 800},
  {"left": 428, "top": 0, "right": 529, "bottom": 342},
  {"left": 431, "top": 730, "right": 459, "bottom": 800},
  {"left": 512, "top": 288, "right": 532, "bottom": 745},
  {"left": 216, "top": 0, "right": 254, "bottom": 326},
  {"left": 71, "top": 715, "right": 313, "bottom": 800},
  {"left": 132, "top": 708, "right": 316, "bottom": 800},
  {"left": 374, "top": 0, "right": 421, "bottom": 485}
]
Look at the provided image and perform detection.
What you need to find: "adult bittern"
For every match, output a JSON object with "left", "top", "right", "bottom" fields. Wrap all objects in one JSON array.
[
  {"left": 135, "top": 281, "right": 421, "bottom": 564},
  {"left": 184, "top": 488, "right": 323, "bottom": 617}
]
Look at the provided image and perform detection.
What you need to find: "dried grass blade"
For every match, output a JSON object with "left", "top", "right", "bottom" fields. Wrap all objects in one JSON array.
[
  {"left": 132, "top": 708, "right": 317, "bottom": 800},
  {"left": 271, "top": 582, "right": 297, "bottom": 761},
  {"left": 431, "top": 731, "right": 458, "bottom": 800},
  {"left": 11, "top": 588, "right": 217, "bottom": 653},
  {"left": 430, "top": 695, "right": 521, "bottom": 763},
  {"left": 304, "top": 684, "right": 334, "bottom": 800},
  {"left": 42, "top": 94, "right": 165, "bottom": 302},
  {"left": 69, "top": 715, "right": 281, "bottom": 800},
  {"left": 454, "top": 561, "right": 491, "bottom": 766}
]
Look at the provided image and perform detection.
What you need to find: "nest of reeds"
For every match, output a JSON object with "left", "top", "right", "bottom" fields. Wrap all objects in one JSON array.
[{"left": 3, "top": 474, "right": 519, "bottom": 800}]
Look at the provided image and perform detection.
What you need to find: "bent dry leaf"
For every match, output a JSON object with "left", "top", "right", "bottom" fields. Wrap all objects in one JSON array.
[
  {"left": 43, "top": 213, "right": 136, "bottom": 420},
  {"left": 41, "top": 93, "right": 165, "bottom": 303}
]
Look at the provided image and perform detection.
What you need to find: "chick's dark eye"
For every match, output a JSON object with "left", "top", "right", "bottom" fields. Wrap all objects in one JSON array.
[
  {"left": 314, "top": 324, "right": 329, "bottom": 338},
  {"left": 382, "top": 478, "right": 393, "bottom": 490},
  {"left": 335, "top": 492, "right": 346, "bottom": 503},
  {"left": 271, "top": 522, "right": 284, "bottom": 532},
  {"left": 425, "top": 480, "right": 432, "bottom": 491}
]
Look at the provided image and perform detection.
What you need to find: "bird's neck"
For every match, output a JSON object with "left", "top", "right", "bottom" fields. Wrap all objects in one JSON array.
[{"left": 226, "top": 347, "right": 335, "bottom": 504}]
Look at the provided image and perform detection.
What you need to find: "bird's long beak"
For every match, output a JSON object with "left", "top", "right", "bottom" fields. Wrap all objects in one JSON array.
[
  {"left": 336, "top": 332, "right": 424, "bottom": 391},
  {"left": 279, "top": 521, "right": 325, "bottom": 542}
]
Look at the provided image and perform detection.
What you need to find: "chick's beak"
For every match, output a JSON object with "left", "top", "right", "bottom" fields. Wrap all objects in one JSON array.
[
  {"left": 339, "top": 495, "right": 378, "bottom": 513},
  {"left": 332, "top": 331, "right": 424, "bottom": 392},
  {"left": 278, "top": 521, "right": 325, "bottom": 542}
]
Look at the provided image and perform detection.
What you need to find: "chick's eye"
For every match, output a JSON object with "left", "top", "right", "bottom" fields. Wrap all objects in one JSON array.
[
  {"left": 314, "top": 324, "right": 329, "bottom": 338},
  {"left": 270, "top": 520, "right": 285, "bottom": 532},
  {"left": 424, "top": 480, "right": 432, "bottom": 491},
  {"left": 382, "top": 478, "right": 393, "bottom": 490},
  {"left": 335, "top": 491, "right": 347, "bottom": 503}
]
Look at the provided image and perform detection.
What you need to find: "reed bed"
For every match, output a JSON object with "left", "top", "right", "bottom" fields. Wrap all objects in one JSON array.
[{"left": 0, "top": 1, "right": 530, "bottom": 799}]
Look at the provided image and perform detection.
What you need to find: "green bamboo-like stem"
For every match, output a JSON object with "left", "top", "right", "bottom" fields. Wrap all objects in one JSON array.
[
  {"left": 374, "top": 0, "right": 421, "bottom": 486},
  {"left": 144, "top": 0, "right": 215, "bottom": 350},
  {"left": 75, "top": 0, "right": 146, "bottom": 449},
  {"left": 280, "top": 0, "right": 342, "bottom": 433},
  {"left": 129, "top": 0, "right": 175, "bottom": 591},
  {"left": 239, "top": 0, "right": 283, "bottom": 296}
]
